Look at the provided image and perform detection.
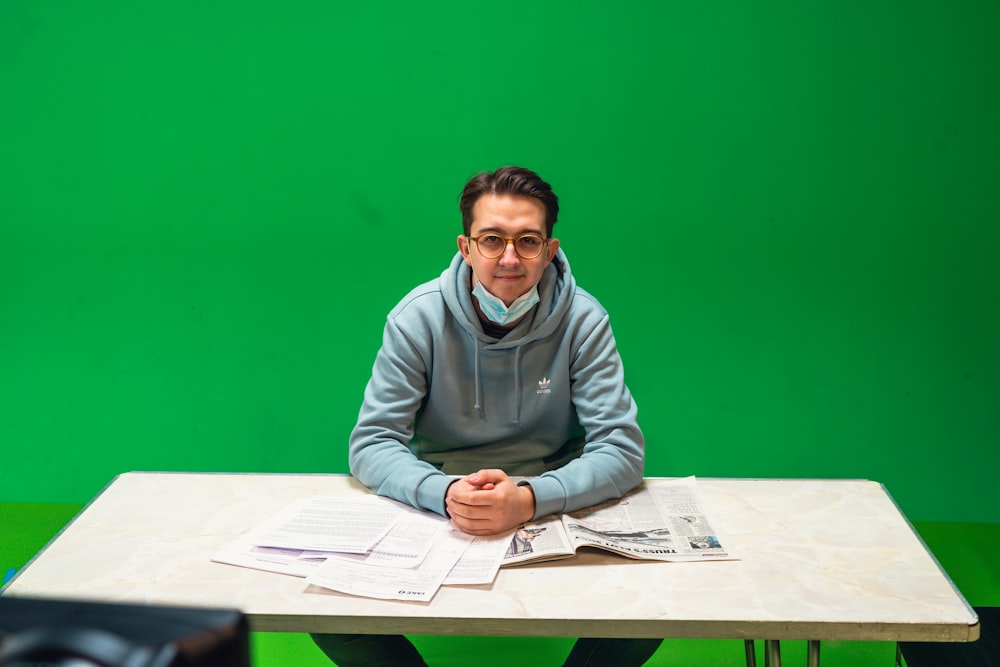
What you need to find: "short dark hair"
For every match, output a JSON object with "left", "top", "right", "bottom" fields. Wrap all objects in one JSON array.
[{"left": 458, "top": 166, "right": 560, "bottom": 237}]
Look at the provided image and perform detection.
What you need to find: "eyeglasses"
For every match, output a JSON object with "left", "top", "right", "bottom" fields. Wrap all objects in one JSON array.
[{"left": 467, "top": 233, "right": 548, "bottom": 259}]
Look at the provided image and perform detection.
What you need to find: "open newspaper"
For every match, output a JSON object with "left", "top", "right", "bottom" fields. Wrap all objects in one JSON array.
[{"left": 503, "top": 477, "right": 735, "bottom": 565}]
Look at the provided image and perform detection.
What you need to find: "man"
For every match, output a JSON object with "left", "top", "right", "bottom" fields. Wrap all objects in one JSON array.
[{"left": 313, "top": 166, "right": 661, "bottom": 666}]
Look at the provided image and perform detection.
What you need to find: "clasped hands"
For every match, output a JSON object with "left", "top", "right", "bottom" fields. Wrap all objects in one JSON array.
[{"left": 445, "top": 469, "right": 536, "bottom": 536}]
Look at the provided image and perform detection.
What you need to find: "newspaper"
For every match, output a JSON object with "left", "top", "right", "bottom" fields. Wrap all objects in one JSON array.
[{"left": 503, "top": 477, "right": 736, "bottom": 565}]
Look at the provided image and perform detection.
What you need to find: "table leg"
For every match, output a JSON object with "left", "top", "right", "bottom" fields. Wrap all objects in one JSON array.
[
  {"left": 807, "top": 639, "right": 820, "bottom": 667},
  {"left": 765, "top": 639, "right": 781, "bottom": 667},
  {"left": 745, "top": 639, "right": 757, "bottom": 667}
]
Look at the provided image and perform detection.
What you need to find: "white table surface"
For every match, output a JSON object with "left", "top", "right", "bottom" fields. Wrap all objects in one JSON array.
[{"left": 1, "top": 472, "right": 979, "bottom": 642}]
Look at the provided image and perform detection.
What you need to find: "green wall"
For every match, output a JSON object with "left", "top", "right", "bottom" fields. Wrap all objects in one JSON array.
[{"left": 2, "top": 1, "right": 998, "bottom": 523}]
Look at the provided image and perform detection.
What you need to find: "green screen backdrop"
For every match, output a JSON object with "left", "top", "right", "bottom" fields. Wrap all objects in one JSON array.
[{"left": 2, "top": 1, "right": 998, "bottom": 523}]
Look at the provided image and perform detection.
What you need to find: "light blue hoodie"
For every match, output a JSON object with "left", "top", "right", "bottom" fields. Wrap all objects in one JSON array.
[{"left": 348, "top": 249, "right": 645, "bottom": 519}]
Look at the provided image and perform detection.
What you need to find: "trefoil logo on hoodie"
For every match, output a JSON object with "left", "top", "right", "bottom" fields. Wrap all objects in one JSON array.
[{"left": 537, "top": 377, "right": 551, "bottom": 394}]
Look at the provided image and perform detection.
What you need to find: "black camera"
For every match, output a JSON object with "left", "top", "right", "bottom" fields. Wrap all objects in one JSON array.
[{"left": 0, "top": 598, "right": 250, "bottom": 667}]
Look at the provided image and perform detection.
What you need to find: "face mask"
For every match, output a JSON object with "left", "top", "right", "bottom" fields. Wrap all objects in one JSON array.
[{"left": 472, "top": 280, "right": 540, "bottom": 327}]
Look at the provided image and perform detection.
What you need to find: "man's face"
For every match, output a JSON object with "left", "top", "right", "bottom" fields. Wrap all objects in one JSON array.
[{"left": 457, "top": 194, "right": 559, "bottom": 306}]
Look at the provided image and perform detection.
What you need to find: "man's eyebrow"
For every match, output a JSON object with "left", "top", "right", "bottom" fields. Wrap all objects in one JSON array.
[{"left": 473, "top": 226, "right": 545, "bottom": 235}]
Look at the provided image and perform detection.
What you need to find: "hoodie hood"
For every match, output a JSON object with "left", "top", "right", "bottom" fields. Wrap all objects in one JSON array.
[
  {"left": 439, "top": 248, "right": 576, "bottom": 422},
  {"left": 441, "top": 249, "right": 575, "bottom": 348}
]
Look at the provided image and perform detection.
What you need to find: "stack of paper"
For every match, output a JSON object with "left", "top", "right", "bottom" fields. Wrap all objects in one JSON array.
[{"left": 211, "top": 495, "right": 512, "bottom": 602}]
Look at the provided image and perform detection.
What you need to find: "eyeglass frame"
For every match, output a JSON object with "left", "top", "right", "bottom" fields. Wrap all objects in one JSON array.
[{"left": 466, "top": 232, "right": 550, "bottom": 259}]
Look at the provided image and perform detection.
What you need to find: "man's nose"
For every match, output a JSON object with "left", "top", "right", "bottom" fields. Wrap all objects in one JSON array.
[{"left": 498, "top": 241, "right": 520, "bottom": 264}]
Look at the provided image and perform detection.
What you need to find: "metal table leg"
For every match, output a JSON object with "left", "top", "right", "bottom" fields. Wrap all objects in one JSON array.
[
  {"left": 807, "top": 640, "right": 820, "bottom": 667},
  {"left": 766, "top": 639, "right": 781, "bottom": 667}
]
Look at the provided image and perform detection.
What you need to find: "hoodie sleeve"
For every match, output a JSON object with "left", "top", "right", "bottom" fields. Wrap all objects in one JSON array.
[
  {"left": 525, "top": 309, "right": 645, "bottom": 518},
  {"left": 348, "top": 315, "right": 454, "bottom": 516}
]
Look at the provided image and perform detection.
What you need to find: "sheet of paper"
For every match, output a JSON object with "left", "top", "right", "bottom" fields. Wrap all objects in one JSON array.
[
  {"left": 361, "top": 508, "right": 450, "bottom": 567},
  {"left": 443, "top": 532, "right": 512, "bottom": 585},
  {"left": 211, "top": 538, "right": 332, "bottom": 577},
  {"left": 252, "top": 495, "right": 404, "bottom": 553},
  {"left": 307, "top": 526, "right": 474, "bottom": 602}
]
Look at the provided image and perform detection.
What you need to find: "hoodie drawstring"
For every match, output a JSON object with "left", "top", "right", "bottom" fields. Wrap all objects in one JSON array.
[
  {"left": 473, "top": 343, "right": 485, "bottom": 420},
  {"left": 512, "top": 346, "right": 523, "bottom": 427}
]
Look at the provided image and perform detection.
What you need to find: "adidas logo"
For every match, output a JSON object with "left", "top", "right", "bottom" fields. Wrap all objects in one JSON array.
[{"left": 537, "top": 377, "right": 551, "bottom": 394}]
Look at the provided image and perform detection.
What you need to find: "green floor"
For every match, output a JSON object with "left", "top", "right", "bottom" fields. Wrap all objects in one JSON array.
[{"left": 3, "top": 502, "right": 997, "bottom": 666}]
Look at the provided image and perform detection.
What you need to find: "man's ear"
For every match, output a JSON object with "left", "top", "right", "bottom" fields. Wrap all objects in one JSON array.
[
  {"left": 545, "top": 238, "right": 560, "bottom": 264},
  {"left": 457, "top": 234, "right": 472, "bottom": 265}
]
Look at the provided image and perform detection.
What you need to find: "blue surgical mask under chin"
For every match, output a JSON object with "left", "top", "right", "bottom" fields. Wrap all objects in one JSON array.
[{"left": 472, "top": 280, "right": 540, "bottom": 327}]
